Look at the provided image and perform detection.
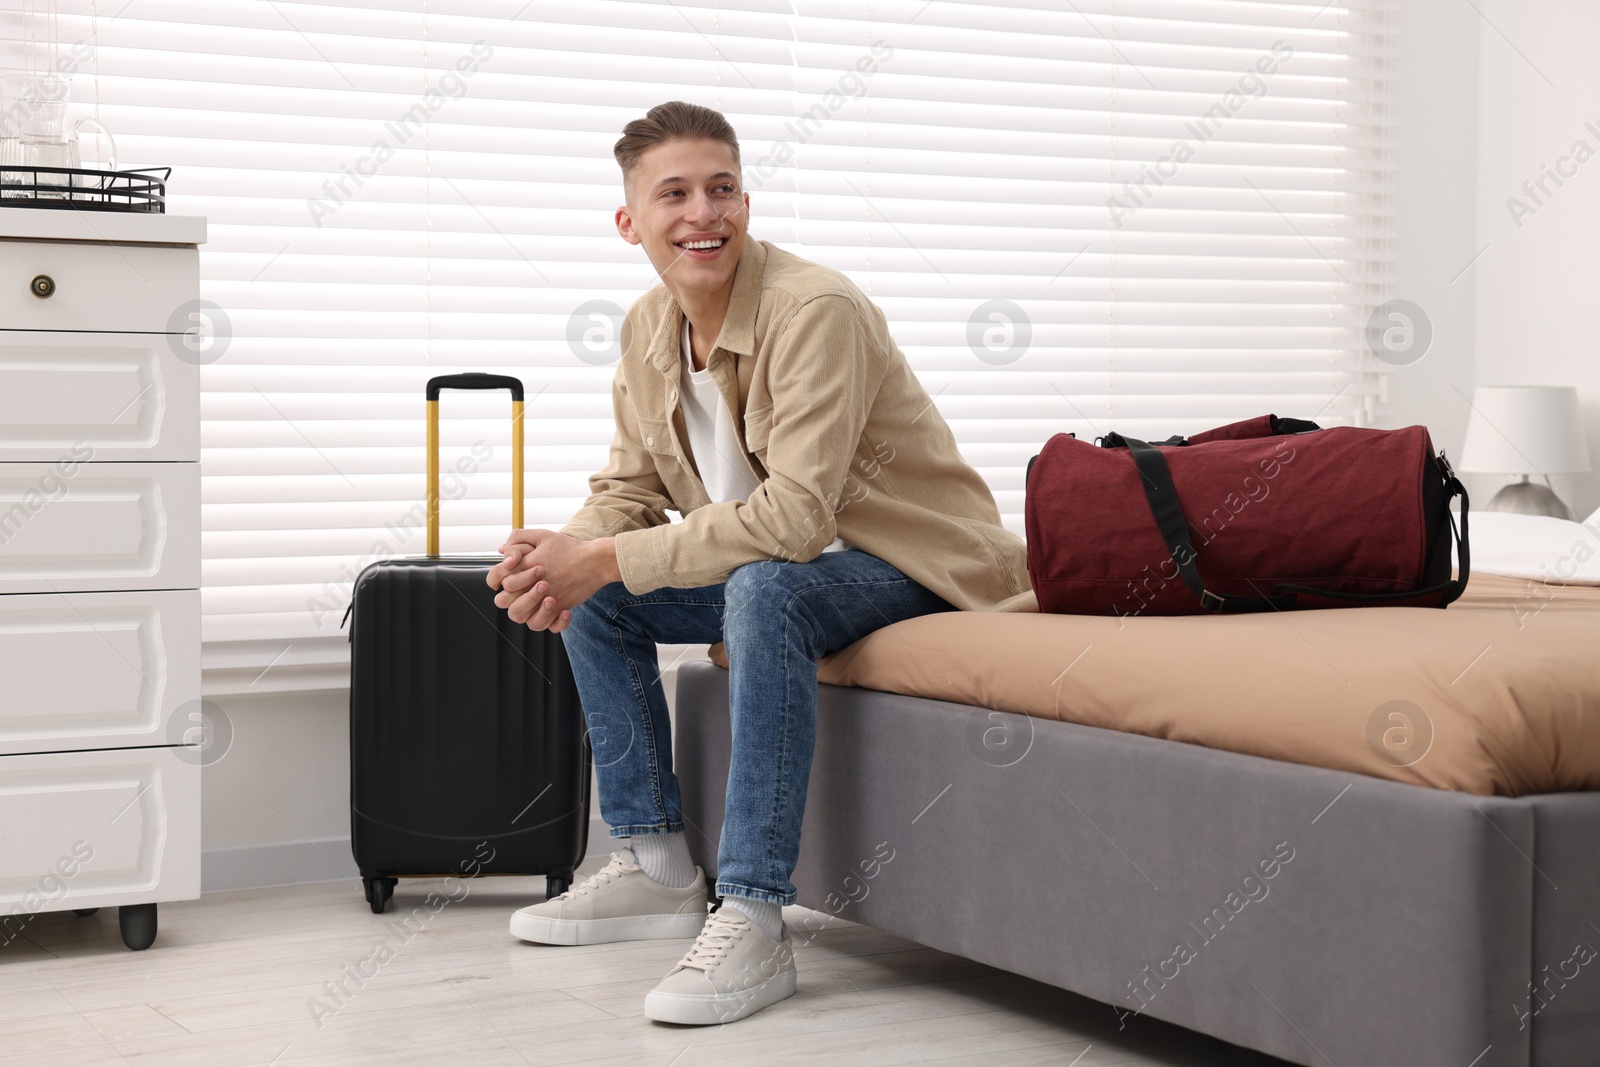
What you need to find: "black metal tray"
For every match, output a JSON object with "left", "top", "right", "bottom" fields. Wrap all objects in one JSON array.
[{"left": 0, "top": 166, "right": 170, "bottom": 213}]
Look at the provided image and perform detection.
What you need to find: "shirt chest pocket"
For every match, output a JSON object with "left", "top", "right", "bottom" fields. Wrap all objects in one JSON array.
[{"left": 635, "top": 415, "right": 676, "bottom": 458}]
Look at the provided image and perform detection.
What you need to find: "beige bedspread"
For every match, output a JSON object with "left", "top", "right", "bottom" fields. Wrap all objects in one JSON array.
[{"left": 708, "top": 574, "right": 1600, "bottom": 796}]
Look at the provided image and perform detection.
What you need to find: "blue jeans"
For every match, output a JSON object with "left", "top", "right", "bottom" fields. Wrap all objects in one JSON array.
[{"left": 559, "top": 548, "right": 956, "bottom": 907}]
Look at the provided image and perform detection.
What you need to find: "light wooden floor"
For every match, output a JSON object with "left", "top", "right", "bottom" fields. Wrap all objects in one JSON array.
[{"left": 0, "top": 856, "right": 1292, "bottom": 1067}]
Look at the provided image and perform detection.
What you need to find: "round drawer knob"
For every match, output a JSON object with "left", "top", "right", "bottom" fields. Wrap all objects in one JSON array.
[{"left": 30, "top": 274, "right": 56, "bottom": 299}]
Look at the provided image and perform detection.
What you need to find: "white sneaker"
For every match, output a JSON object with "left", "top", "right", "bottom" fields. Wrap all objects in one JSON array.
[
  {"left": 642, "top": 907, "right": 798, "bottom": 1025},
  {"left": 509, "top": 848, "right": 708, "bottom": 946}
]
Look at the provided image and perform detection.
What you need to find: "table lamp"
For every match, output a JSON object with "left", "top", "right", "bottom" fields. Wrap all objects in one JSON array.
[{"left": 1459, "top": 385, "right": 1591, "bottom": 520}]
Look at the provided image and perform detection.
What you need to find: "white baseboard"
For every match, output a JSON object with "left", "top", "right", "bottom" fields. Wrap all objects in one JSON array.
[
  {"left": 202, "top": 837, "right": 359, "bottom": 893},
  {"left": 202, "top": 814, "right": 612, "bottom": 894}
]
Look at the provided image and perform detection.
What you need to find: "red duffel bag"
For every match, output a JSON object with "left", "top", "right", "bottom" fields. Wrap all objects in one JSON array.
[{"left": 1024, "top": 414, "right": 1470, "bottom": 617}]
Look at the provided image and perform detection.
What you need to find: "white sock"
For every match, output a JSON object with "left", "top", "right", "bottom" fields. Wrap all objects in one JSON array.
[
  {"left": 628, "top": 832, "right": 697, "bottom": 889},
  {"left": 723, "top": 899, "right": 784, "bottom": 942}
]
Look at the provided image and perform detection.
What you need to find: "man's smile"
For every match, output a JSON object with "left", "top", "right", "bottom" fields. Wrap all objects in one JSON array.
[{"left": 674, "top": 233, "right": 729, "bottom": 260}]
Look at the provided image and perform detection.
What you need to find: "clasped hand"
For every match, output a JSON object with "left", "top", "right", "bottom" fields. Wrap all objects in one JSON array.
[{"left": 486, "top": 530, "right": 613, "bottom": 633}]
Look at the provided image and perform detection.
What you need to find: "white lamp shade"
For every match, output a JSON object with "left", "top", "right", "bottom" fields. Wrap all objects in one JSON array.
[{"left": 1459, "top": 386, "right": 1592, "bottom": 475}]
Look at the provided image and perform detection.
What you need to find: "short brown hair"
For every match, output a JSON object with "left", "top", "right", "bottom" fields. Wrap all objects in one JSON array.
[{"left": 614, "top": 101, "right": 741, "bottom": 194}]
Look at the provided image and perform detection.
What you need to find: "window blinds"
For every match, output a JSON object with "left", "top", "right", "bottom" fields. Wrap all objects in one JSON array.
[{"left": 29, "top": 0, "right": 1394, "bottom": 695}]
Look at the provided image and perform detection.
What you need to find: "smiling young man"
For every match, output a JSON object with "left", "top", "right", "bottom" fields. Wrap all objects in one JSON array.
[{"left": 486, "top": 101, "right": 1033, "bottom": 1025}]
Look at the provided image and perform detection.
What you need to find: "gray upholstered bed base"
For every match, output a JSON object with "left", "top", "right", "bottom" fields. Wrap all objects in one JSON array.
[{"left": 673, "top": 661, "right": 1600, "bottom": 1067}]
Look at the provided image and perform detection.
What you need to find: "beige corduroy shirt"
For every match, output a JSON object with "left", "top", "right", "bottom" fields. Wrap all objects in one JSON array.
[{"left": 560, "top": 238, "right": 1038, "bottom": 614}]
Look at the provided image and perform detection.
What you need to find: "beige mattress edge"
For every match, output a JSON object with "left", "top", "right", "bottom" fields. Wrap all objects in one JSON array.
[{"left": 706, "top": 574, "right": 1600, "bottom": 797}]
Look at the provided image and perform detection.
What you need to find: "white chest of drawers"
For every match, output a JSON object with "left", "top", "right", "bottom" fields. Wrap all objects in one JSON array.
[{"left": 0, "top": 207, "right": 206, "bottom": 951}]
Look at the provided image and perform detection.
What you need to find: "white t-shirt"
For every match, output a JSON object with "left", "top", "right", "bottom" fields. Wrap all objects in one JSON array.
[{"left": 679, "top": 316, "right": 849, "bottom": 554}]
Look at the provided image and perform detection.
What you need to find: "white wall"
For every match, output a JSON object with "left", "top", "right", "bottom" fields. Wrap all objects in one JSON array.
[
  {"left": 204, "top": 688, "right": 349, "bottom": 851},
  {"left": 201, "top": 688, "right": 359, "bottom": 891},
  {"left": 1468, "top": 0, "right": 1600, "bottom": 521},
  {"left": 1381, "top": 0, "right": 1481, "bottom": 464}
]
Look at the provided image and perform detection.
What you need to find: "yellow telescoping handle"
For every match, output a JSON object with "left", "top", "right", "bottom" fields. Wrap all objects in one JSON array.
[{"left": 424, "top": 374, "right": 525, "bottom": 556}]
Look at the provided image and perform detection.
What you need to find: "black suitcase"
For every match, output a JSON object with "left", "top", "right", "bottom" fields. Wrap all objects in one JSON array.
[{"left": 345, "top": 373, "right": 591, "bottom": 913}]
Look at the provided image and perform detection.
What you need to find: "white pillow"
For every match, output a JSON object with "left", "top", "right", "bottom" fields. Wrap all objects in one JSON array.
[{"left": 1452, "top": 510, "right": 1600, "bottom": 585}]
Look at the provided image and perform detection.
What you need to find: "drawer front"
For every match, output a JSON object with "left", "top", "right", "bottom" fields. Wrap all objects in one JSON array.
[
  {"left": 0, "top": 461, "right": 199, "bottom": 594},
  {"left": 0, "top": 590, "right": 199, "bottom": 756},
  {"left": 1, "top": 239, "right": 199, "bottom": 334},
  {"left": 0, "top": 331, "right": 198, "bottom": 461},
  {"left": 0, "top": 746, "right": 199, "bottom": 912}
]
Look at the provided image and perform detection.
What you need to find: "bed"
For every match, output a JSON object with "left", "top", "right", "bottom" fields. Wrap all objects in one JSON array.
[{"left": 674, "top": 511, "right": 1600, "bottom": 1067}]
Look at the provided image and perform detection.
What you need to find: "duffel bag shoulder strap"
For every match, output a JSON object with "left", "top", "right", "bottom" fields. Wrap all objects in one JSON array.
[
  {"left": 1122, "top": 436, "right": 1470, "bottom": 613},
  {"left": 1121, "top": 437, "right": 1293, "bottom": 613}
]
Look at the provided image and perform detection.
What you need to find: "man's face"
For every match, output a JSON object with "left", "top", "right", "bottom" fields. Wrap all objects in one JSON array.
[{"left": 616, "top": 138, "right": 750, "bottom": 297}]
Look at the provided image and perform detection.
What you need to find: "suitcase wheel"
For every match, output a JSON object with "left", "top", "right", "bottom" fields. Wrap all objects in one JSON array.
[
  {"left": 364, "top": 875, "right": 396, "bottom": 914},
  {"left": 546, "top": 873, "right": 572, "bottom": 900}
]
